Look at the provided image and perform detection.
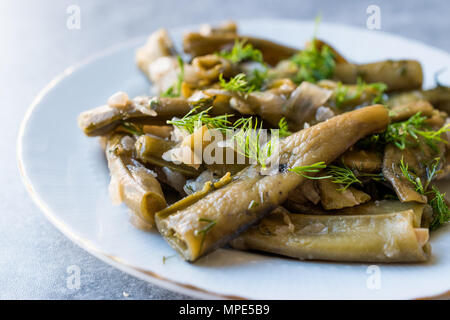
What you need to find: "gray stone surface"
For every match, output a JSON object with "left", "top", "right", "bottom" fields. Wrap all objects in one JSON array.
[{"left": 1, "top": 0, "right": 448, "bottom": 299}]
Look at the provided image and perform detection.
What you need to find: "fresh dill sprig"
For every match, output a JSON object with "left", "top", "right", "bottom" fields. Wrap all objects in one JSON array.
[
  {"left": 383, "top": 155, "right": 449, "bottom": 230},
  {"left": 288, "top": 16, "right": 335, "bottom": 84},
  {"left": 320, "top": 164, "right": 385, "bottom": 190},
  {"left": 196, "top": 218, "right": 217, "bottom": 252},
  {"left": 219, "top": 73, "right": 255, "bottom": 94},
  {"left": 360, "top": 172, "right": 385, "bottom": 181},
  {"left": 334, "top": 78, "right": 387, "bottom": 108},
  {"left": 218, "top": 39, "right": 268, "bottom": 90},
  {"left": 399, "top": 157, "right": 449, "bottom": 230},
  {"left": 278, "top": 117, "right": 291, "bottom": 138},
  {"left": 326, "top": 165, "right": 362, "bottom": 191},
  {"left": 425, "top": 158, "right": 442, "bottom": 188},
  {"left": 358, "top": 112, "right": 430, "bottom": 150},
  {"left": 313, "top": 14, "right": 322, "bottom": 39},
  {"left": 334, "top": 82, "right": 350, "bottom": 107},
  {"left": 219, "top": 39, "right": 263, "bottom": 64},
  {"left": 356, "top": 133, "right": 381, "bottom": 149},
  {"left": 190, "top": 96, "right": 216, "bottom": 109},
  {"left": 232, "top": 117, "right": 273, "bottom": 168},
  {"left": 386, "top": 113, "right": 450, "bottom": 151},
  {"left": 246, "top": 68, "right": 269, "bottom": 91},
  {"left": 162, "top": 255, "right": 176, "bottom": 264},
  {"left": 429, "top": 186, "right": 450, "bottom": 230},
  {"left": 290, "top": 41, "right": 335, "bottom": 84},
  {"left": 399, "top": 157, "right": 442, "bottom": 194},
  {"left": 160, "top": 86, "right": 177, "bottom": 98},
  {"left": 160, "top": 55, "right": 185, "bottom": 97},
  {"left": 415, "top": 123, "right": 450, "bottom": 152},
  {"left": 121, "top": 122, "right": 144, "bottom": 136},
  {"left": 167, "top": 106, "right": 233, "bottom": 134},
  {"left": 425, "top": 158, "right": 450, "bottom": 230},
  {"left": 399, "top": 157, "right": 425, "bottom": 194},
  {"left": 289, "top": 162, "right": 331, "bottom": 180},
  {"left": 370, "top": 82, "right": 388, "bottom": 104},
  {"left": 376, "top": 112, "right": 450, "bottom": 151}
]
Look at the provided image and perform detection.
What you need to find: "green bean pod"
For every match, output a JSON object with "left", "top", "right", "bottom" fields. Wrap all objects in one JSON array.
[
  {"left": 231, "top": 207, "right": 431, "bottom": 263},
  {"left": 106, "top": 133, "right": 167, "bottom": 227},
  {"left": 183, "top": 32, "right": 298, "bottom": 66},
  {"left": 334, "top": 60, "right": 423, "bottom": 92},
  {"left": 78, "top": 97, "right": 190, "bottom": 137},
  {"left": 135, "top": 134, "right": 201, "bottom": 178}
]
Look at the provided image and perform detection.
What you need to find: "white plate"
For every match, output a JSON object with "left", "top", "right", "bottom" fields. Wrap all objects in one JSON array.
[{"left": 18, "top": 19, "right": 450, "bottom": 300}]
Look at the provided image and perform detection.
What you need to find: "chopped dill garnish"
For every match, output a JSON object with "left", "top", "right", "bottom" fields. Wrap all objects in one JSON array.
[
  {"left": 167, "top": 106, "right": 233, "bottom": 134},
  {"left": 121, "top": 122, "right": 144, "bottom": 136},
  {"left": 400, "top": 157, "right": 442, "bottom": 194},
  {"left": 190, "top": 96, "right": 216, "bottom": 109},
  {"left": 278, "top": 117, "right": 291, "bottom": 138},
  {"left": 288, "top": 15, "right": 335, "bottom": 84},
  {"left": 196, "top": 218, "right": 217, "bottom": 252},
  {"left": 289, "top": 162, "right": 331, "bottom": 180},
  {"left": 162, "top": 255, "right": 176, "bottom": 264},
  {"left": 387, "top": 112, "right": 429, "bottom": 149},
  {"left": 415, "top": 124, "right": 450, "bottom": 152},
  {"left": 246, "top": 68, "right": 269, "bottom": 91},
  {"left": 355, "top": 134, "right": 381, "bottom": 149},
  {"left": 312, "top": 14, "right": 322, "bottom": 39},
  {"left": 326, "top": 165, "right": 362, "bottom": 191},
  {"left": 333, "top": 82, "right": 349, "bottom": 107},
  {"left": 290, "top": 40, "right": 335, "bottom": 84},
  {"left": 370, "top": 82, "right": 388, "bottom": 104},
  {"left": 360, "top": 172, "right": 385, "bottom": 181},
  {"left": 429, "top": 186, "right": 450, "bottom": 230},
  {"left": 218, "top": 40, "right": 268, "bottom": 90},
  {"left": 387, "top": 113, "right": 450, "bottom": 151},
  {"left": 399, "top": 157, "right": 449, "bottom": 230},
  {"left": 321, "top": 164, "right": 385, "bottom": 191},
  {"left": 161, "top": 55, "right": 184, "bottom": 97},
  {"left": 232, "top": 117, "right": 274, "bottom": 168},
  {"left": 219, "top": 39, "right": 263, "bottom": 64},
  {"left": 425, "top": 158, "right": 442, "bottom": 185},
  {"left": 334, "top": 78, "right": 387, "bottom": 108},
  {"left": 176, "top": 55, "right": 185, "bottom": 92},
  {"left": 160, "top": 86, "right": 177, "bottom": 98},
  {"left": 363, "top": 112, "right": 450, "bottom": 151},
  {"left": 219, "top": 73, "right": 255, "bottom": 94},
  {"left": 395, "top": 112, "right": 426, "bottom": 142},
  {"left": 167, "top": 108, "right": 284, "bottom": 168},
  {"left": 399, "top": 157, "right": 425, "bottom": 194}
]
